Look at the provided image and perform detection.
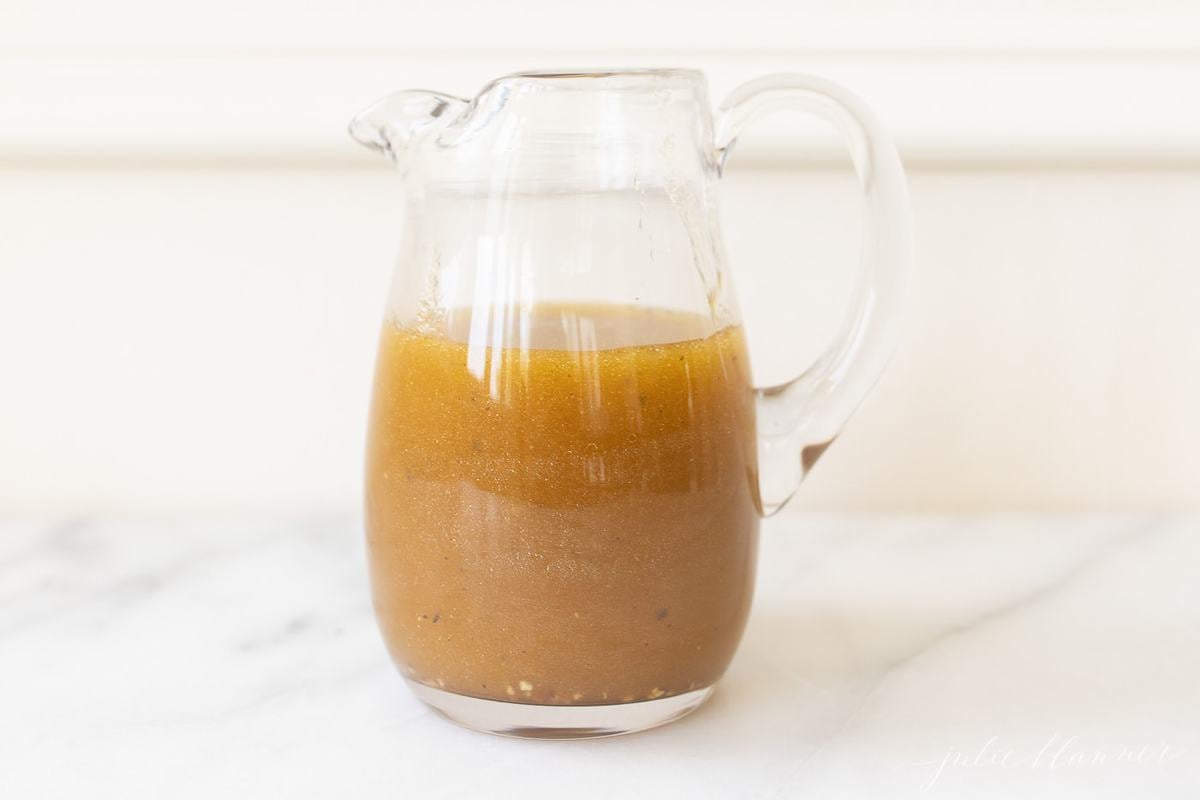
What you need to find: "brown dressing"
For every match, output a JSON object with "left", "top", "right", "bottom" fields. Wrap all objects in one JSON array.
[{"left": 365, "top": 304, "right": 759, "bottom": 705}]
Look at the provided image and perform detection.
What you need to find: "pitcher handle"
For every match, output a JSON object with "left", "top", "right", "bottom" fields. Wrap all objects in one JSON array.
[{"left": 715, "top": 74, "right": 913, "bottom": 515}]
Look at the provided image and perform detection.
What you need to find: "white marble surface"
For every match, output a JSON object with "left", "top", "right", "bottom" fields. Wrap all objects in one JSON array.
[{"left": 1, "top": 514, "right": 1197, "bottom": 798}]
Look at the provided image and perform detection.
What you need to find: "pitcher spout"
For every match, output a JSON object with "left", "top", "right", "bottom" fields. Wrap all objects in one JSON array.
[{"left": 348, "top": 90, "right": 469, "bottom": 159}]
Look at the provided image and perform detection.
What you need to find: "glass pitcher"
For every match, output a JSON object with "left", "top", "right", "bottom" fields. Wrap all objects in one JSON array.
[{"left": 350, "top": 68, "right": 911, "bottom": 739}]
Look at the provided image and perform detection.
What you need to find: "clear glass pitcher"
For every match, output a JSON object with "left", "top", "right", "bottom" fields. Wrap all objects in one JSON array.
[{"left": 350, "top": 68, "right": 911, "bottom": 739}]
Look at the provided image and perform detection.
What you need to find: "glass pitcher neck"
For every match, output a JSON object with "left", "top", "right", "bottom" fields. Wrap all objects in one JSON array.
[{"left": 416, "top": 69, "right": 717, "bottom": 193}]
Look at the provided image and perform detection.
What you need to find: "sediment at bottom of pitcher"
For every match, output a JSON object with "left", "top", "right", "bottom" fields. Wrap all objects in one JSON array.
[{"left": 406, "top": 680, "right": 716, "bottom": 740}]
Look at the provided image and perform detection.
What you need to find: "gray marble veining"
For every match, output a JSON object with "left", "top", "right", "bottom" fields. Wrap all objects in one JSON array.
[{"left": 1, "top": 514, "right": 1197, "bottom": 798}]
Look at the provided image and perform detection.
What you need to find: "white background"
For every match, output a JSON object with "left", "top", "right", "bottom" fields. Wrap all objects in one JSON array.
[{"left": 2, "top": 0, "right": 1199, "bottom": 514}]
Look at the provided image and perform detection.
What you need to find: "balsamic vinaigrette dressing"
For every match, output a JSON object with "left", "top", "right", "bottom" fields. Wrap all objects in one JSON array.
[{"left": 366, "top": 304, "right": 759, "bottom": 705}]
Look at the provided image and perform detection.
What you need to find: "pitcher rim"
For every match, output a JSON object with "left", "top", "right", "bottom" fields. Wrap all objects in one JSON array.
[{"left": 494, "top": 67, "right": 705, "bottom": 83}]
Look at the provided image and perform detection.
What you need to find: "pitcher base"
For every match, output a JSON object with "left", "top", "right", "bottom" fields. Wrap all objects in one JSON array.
[{"left": 406, "top": 681, "right": 715, "bottom": 740}]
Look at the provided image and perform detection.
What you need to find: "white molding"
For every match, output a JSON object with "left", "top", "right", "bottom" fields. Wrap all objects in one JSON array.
[
  {"left": 4, "top": 44, "right": 1200, "bottom": 166},
  {"left": 7, "top": 0, "right": 1200, "bottom": 50}
]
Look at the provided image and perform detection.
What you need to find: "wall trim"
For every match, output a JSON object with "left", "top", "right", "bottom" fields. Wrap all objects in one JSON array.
[{"left": 4, "top": 45, "right": 1199, "bottom": 167}]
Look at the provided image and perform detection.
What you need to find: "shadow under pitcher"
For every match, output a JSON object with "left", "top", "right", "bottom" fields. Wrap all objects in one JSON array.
[{"left": 350, "top": 68, "right": 912, "bottom": 739}]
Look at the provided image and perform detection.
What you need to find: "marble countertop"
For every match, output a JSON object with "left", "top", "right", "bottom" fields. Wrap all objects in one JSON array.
[{"left": 2, "top": 514, "right": 1197, "bottom": 798}]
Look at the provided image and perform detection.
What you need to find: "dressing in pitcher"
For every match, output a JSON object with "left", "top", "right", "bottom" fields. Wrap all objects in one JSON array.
[{"left": 350, "top": 68, "right": 911, "bottom": 738}]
